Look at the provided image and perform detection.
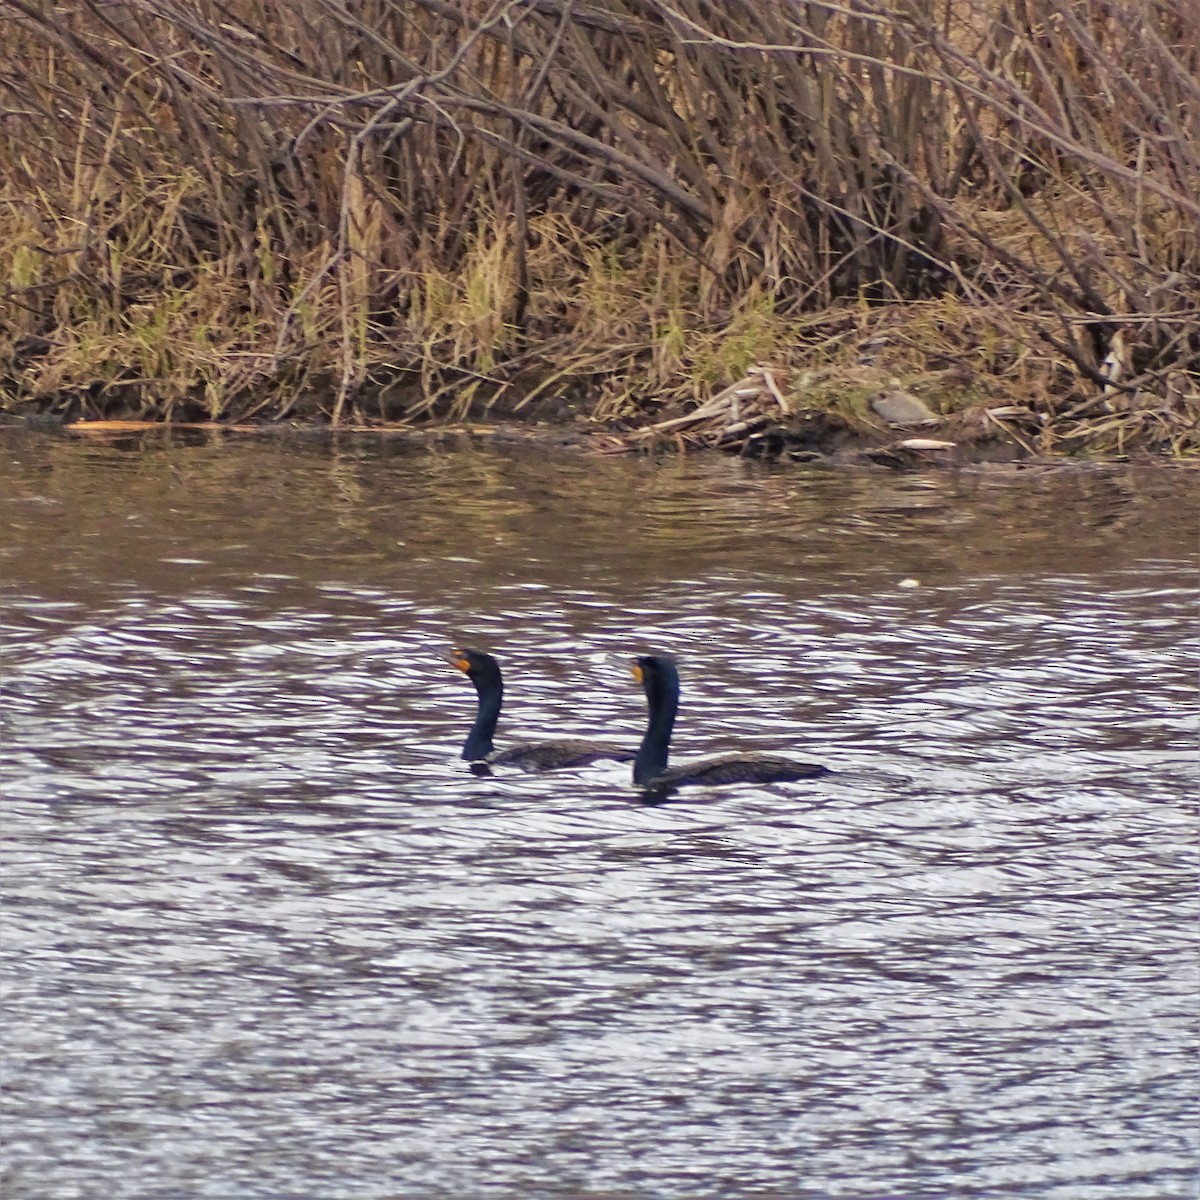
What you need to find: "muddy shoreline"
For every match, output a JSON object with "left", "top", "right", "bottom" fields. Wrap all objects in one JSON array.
[
  {"left": 6, "top": 404, "right": 1195, "bottom": 471},
  {"left": 8, "top": 346, "right": 1197, "bottom": 466}
]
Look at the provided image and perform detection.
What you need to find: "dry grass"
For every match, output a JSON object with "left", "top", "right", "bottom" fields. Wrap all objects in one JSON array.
[{"left": 1, "top": 0, "right": 1197, "bottom": 456}]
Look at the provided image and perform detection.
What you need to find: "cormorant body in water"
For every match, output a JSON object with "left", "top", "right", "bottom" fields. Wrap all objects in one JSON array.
[
  {"left": 450, "top": 647, "right": 633, "bottom": 770},
  {"left": 632, "top": 654, "right": 828, "bottom": 792}
]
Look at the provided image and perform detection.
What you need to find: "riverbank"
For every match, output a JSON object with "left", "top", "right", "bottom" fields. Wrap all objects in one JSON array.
[
  {"left": 3, "top": 2, "right": 1197, "bottom": 461},
  {"left": 6, "top": 341, "right": 1199, "bottom": 463},
  {"left": 14, "top": 405, "right": 1199, "bottom": 472}
]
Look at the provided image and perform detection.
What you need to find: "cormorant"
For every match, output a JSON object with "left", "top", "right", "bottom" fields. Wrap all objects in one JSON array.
[
  {"left": 632, "top": 654, "right": 828, "bottom": 793},
  {"left": 449, "top": 647, "right": 633, "bottom": 770}
]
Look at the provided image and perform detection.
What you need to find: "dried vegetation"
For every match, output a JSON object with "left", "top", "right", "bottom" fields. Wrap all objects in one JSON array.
[{"left": 1, "top": 0, "right": 1198, "bottom": 457}]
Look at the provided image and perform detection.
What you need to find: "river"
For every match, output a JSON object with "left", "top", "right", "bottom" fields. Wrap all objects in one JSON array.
[{"left": 2, "top": 428, "right": 1196, "bottom": 1198}]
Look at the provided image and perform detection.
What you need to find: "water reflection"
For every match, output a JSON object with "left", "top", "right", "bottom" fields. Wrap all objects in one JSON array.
[{"left": 1, "top": 430, "right": 1197, "bottom": 1198}]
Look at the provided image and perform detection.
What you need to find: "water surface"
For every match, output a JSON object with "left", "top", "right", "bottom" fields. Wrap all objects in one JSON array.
[{"left": 2, "top": 430, "right": 1197, "bottom": 1198}]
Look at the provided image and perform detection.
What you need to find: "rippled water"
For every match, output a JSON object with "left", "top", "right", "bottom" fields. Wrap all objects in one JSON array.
[{"left": 2, "top": 429, "right": 1197, "bottom": 1199}]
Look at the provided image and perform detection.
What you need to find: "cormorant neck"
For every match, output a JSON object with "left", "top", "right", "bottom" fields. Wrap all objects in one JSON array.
[
  {"left": 634, "top": 662, "right": 678, "bottom": 785},
  {"left": 463, "top": 670, "right": 502, "bottom": 760}
]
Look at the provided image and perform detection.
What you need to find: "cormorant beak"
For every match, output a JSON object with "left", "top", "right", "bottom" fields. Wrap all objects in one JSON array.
[{"left": 440, "top": 647, "right": 472, "bottom": 673}]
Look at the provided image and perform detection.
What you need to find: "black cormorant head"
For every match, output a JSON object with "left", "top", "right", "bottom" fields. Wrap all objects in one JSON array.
[
  {"left": 450, "top": 647, "right": 502, "bottom": 690},
  {"left": 632, "top": 653, "right": 679, "bottom": 705}
]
